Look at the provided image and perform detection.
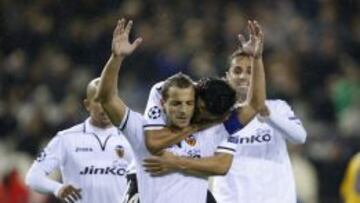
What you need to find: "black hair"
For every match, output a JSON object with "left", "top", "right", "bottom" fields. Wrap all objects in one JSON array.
[{"left": 196, "top": 78, "right": 236, "bottom": 116}]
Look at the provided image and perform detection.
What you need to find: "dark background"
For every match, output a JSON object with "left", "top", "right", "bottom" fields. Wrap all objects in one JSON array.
[{"left": 0, "top": 0, "right": 359, "bottom": 202}]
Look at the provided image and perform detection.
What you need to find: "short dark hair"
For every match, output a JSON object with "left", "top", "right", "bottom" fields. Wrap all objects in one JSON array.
[
  {"left": 161, "top": 72, "right": 195, "bottom": 100},
  {"left": 196, "top": 78, "right": 236, "bottom": 116}
]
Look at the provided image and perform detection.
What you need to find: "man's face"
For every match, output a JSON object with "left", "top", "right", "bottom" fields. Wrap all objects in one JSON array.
[
  {"left": 193, "top": 98, "right": 221, "bottom": 123},
  {"left": 162, "top": 86, "right": 195, "bottom": 129},
  {"left": 84, "top": 98, "right": 112, "bottom": 128},
  {"left": 226, "top": 56, "right": 252, "bottom": 101}
]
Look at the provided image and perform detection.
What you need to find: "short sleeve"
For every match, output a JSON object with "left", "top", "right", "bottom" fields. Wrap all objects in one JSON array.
[
  {"left": 215, "top": 110, "right": 245, "bottom": 155},
  {"left": 32, "top": 135, "right": 64, "bottom": 175},
  {"left": 119, "top": 108, "right": 146, "bottom": 151},
  {"left": 215, "top": 126, "right": 239, "bottom": 155},
  {"left": 143, "top": 82, "right": 166, "bottom": 130}
]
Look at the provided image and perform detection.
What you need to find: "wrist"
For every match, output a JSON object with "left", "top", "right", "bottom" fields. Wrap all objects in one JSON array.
[
  {"left": 258, "top": 105, "right": 270, "bottom": 116},
  {"left": 256, "top": 105, "right": 270, "bottom": 122},
  {"left": 54, "top": 184, "right": 64, "bottom": 197},
  {"left": 111, "top": 53, "right": 126, "bottom": 60},
  {"left": 175, "top": 157, "right": 187, "bottom": 172},
  {"left": 253, "top": 54, "right": 263, "bottom": 60}
]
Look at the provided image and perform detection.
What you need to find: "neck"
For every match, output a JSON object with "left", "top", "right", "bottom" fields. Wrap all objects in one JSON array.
[
  {"left": 90, "top": 118, "right": 112, "bottom": 129},
  {"left": 166, "top": 121, "right": 183, "bottom": 131}
]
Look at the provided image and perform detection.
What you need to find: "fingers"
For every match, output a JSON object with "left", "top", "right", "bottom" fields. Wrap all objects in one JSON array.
[
  {"left": 143, "top": 157, "right": 163, "bottom": 173},
  {"left": 114, "top": 18, "right": 134, "bottom": 37},
  {"left": 125, "top": 20, "right": 133, "bottom": 35},
  {"left": 64, "top": 196, "right": 75, "bottom": 203},
  {"left": 143, "top": 164, "right": 168, "bottom": 176},
  {"left": 60, "top": 185, "right": 82, "bottom": 203},
  {"left": 71, "top": 188, "right": 82, "bottom": 201},
  {"left": 113, "top": 18, "right": 125, "bottom": 37},
  {"left": 150, "top": 170, "right": 168, "bottom": 177},
  {"left": 253, "top": 20, "right": 264, "bottom": 40},
  {"left": 130, "top": 37, "right": 143, "bottom": 50},
  {"left": 237, "top": 34, "right": 246, "bottom": 46}
]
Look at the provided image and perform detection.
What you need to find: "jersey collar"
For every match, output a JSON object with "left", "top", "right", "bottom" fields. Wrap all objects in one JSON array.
[{"left": 84, "top": 118, "right": 119, "bottom": 136}]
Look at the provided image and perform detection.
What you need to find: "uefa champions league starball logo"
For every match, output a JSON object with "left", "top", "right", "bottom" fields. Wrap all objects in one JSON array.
[{"left": 148, "top": 106, "right": 161, "bottom": 119}]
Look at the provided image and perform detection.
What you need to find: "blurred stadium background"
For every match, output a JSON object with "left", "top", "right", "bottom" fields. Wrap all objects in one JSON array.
[{"left": 0, "top": 0, "right": 359, "bottom": 202}]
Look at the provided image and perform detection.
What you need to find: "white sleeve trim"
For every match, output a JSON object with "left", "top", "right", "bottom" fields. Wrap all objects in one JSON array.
[
  {"left": 216, "top": 146, "right": 236, "bottom": 155},
  {"left": 119, "top": 108, "right": 130, "bottom": 131},
  {"left": 143, "top": 124, "right": 166, "bottom": 131}
]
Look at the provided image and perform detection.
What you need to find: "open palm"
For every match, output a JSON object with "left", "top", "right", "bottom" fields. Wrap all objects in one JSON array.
[
  {"left": 112, "top": 18, "right": 142, "bottom": 57},
  {"left": 238, "top": 20, "right": 264, "bottom": 58}
]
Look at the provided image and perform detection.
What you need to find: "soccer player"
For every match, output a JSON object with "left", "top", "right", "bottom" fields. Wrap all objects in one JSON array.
[
  {"left": 125, "top": 77, "right": 240, "bottom": 203},
  {"left": 211, "top": 20, "right": 307, "bottom": 203},
  {"left": 140, "top": 20, "right": 307, "bottom": 203},
  {"left": 140, "top": 20, "right": 266, "bottom": 177},
  {"left": 96, "top": 18, "right": 259, "bottom": 203},
  {"left": 25, "top": 78, "right": 134, "bottom": 203}
]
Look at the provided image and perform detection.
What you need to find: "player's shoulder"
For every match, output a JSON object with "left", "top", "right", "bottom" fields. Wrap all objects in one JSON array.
[
  {"left": 57, "top": 122, "right": 85, "bottom": 138},
  {"left": 196, "top": 123, "right": 228, "bottom": 138},
  {"left": 151, "top": 81, "right": 165, "bottom": 92},
  {"left": 126, "top": 109, "right": 148, "bottom": 125},
  {"left": 266, "top": 99, "right": 291, "bottom": 110}
]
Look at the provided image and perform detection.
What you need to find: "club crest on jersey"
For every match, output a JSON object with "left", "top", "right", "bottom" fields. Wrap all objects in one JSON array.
[
  {"left": 148, "top": 106, "right": 161, "bottom": 119},
  {"left": 185, "top": 135, "right": 196, "bottom": 146},
  {"left": 115, "top": 145, "right": 124, "bottom": 158}
]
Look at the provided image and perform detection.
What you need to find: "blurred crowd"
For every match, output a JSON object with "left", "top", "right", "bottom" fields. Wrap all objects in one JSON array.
[{"left": 0, "top": 0, "right": 359, "bottom": 202}]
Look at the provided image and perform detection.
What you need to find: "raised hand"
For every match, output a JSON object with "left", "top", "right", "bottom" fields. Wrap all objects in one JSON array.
[
  {"left": 238, "top": 20, "right": 264, "bottom": 58},
  {"left": 57, "top": 184, "right": 82, "bottom": 203},
  {"left": 112, "top": 18, "right": 143, "bottom": 57}
]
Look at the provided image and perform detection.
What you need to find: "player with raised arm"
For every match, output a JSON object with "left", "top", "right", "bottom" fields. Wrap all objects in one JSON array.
[
  {"left": 96, "top": 18, "right": 254, "bottom": 203},
  {"left": 25, "top": 78, "right": 134, "bottom": 203},
  {"left": 211, "top": 20, "right": 307, "bottom": 203},
  {"left": 141, "top": 20, "right": 266, "bottom": 176}
]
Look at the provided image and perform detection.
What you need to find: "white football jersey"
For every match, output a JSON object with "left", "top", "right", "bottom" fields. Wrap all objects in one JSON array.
[
  {"left": 143, "top": 81, "right": 166, "bottom": 130},
  {"left": 119, "top": 108, "right": 239, "bottom": 203},
  {"left": 28, "top": 118, "right": 133, "bottom": 203},
  {"left": 212, "top": 100, "right": 306, "bottom": 203},
  {"left": 122, "top": 81, "right": 241, "bottom": 203}
]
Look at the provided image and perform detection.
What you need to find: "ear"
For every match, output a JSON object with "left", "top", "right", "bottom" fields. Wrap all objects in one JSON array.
[{"left": 83, "top": 99, "right": 91, "bottom": 112}]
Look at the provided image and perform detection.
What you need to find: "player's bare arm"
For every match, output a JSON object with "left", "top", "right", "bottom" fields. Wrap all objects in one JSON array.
[
  {"left": 143, "top": 152, "right": 233, "bottom": 177},
  {"left": 145, "top": 126, "right": 198, "bottom": 155},
  {"left": 96, "top": 18, "right": 142, "bottom": 125},
  {"left": 145, "top": 120, "right": 221, "bottom": 155},
  {"left": 235, "top": 20, "right": 267, "bottom": 123},
  {"left": 247, "top": 20, "right": 267, "bottom": 115}
]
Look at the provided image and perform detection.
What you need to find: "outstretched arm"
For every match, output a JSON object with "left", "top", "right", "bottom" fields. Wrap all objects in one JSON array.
[
  {"left": 145, "top": 127, "right": 198, "bottom": 155},
  {"left": 96, "top": 19, "right": 142, "bottom": 125},
  {"left": 143, "top": 152, "right": 233, "bottom": 177},
  {"left": 145, "top": 121, "right": 221, "bottom": 155}
]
